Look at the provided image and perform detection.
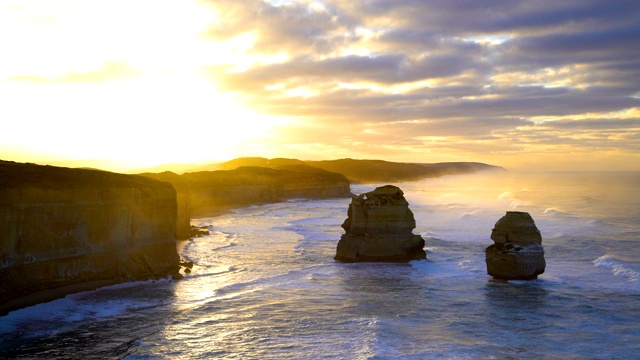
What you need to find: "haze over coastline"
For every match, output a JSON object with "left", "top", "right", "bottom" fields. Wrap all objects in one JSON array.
[{"left": 1, "top": 0, "right": 639, "bottom": 172}]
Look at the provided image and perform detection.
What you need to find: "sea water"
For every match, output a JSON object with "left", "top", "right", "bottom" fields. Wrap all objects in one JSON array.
[{"left": 1, "top": 171, "right": 639, "bottom": 359}]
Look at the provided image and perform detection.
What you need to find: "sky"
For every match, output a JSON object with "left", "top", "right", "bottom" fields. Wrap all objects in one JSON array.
[{"left": 1, "top": 0, "right": 639, "bottom": 172}]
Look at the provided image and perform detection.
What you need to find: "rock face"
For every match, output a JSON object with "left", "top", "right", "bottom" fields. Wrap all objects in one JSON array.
[
  {"left": 0, "top": 161, "right": 180, "bottom": 312},
  {"left": 141, "top": 166, "right": 351, "bottom": 238},
  {"left": 485, "top": 211, "right": 546, "bottom": 280},
  {"left": 334, "top": 185, "right": 426, "bottom": 262}
]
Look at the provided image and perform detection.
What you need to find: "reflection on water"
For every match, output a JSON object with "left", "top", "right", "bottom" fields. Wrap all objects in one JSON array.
[
  {"left": 1, "top": 171, "right": 639, "bottom": 358},
  {"left": 484, "top": 279, "right": 549, "bottom": 306}
]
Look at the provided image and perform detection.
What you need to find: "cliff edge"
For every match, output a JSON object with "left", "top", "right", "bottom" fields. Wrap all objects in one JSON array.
[
  {"left": 0, "top": 161, "right": 180, "bottom": 314},
  {"left": 141, "top": 165, "right": 352, "bottom": 239}
]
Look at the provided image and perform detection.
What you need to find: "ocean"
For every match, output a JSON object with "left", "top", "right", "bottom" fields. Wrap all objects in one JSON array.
[{"left": 1, "top": 171, "right": 639, "bottom": 359}]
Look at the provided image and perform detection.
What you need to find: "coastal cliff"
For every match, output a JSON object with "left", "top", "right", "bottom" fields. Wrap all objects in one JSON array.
[
  {"left": 0, "top": 161, "right": 180, "bottom": 314},
  {"left": 141, "top": 165, "right": 351, "bottom": 238}
]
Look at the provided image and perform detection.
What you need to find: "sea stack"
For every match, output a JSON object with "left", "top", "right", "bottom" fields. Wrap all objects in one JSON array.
[
  {"left": 485, "top": 211, "right": 546, "bottom": 280},
  {"left": 334, "top": 185, "right": 426, "bottom": 262}
]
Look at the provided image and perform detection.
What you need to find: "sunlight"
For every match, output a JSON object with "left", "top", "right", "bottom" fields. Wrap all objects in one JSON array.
[
  {"left": 490, "top": 67, "right": 580, "bottom": 89},
  {"left": 464, "top": 35, "right": 511, "bottom": 45},
  {"left": 0, "top": 74, "right": 290, "bottom": 169},
  {"left": 0, "top": 0, "right": 218, "bottom": 77},
  {"left": 0, "top": 0, "right": 295, "bottom": 170}
]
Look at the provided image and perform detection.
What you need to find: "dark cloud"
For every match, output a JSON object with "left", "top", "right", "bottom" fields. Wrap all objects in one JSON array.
[
  {"left": 497, "top": 23, "right": 640, "bottom": 70},
  {"left": 201, "top": 0, "right": 640, "bottom": 165},
  {"left": 215, "top": 52, "right": 484, "bottom": 90},
  {"left": 345, "top": 0, "right": 639, "bottom": 34},
  {"left": 535, "top": 118, "right": 640, "bottom": 130}
]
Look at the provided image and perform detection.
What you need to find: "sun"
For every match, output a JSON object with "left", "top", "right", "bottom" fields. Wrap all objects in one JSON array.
[
  {"left": 0, "top": 73, "right": 288, "bottom": 170},
  {"left": 0, "top": 0, "right": 289, "bottom": 171}
]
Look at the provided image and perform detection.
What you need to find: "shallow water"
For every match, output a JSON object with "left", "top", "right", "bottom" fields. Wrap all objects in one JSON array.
[{"left": 1, "top": 171, "right": 639, "bottom": 359}]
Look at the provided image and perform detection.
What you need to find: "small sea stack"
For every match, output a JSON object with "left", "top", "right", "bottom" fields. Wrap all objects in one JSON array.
[
  {"left": 334, "top": 185, "right": 426, "bottom": 262},
  {"left": 485, "top": 211, "right": 546, "bottom": 280}
]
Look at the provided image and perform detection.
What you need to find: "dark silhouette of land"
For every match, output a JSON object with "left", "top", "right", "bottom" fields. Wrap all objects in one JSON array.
[
  {"left": 217, "top": 157, "right": 506, "bottom": 183},
  {"left": 140, "top": 164, "right": 352, "bottom": 239}
]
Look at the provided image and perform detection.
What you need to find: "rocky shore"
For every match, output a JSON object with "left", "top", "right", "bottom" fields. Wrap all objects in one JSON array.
[
  {"left": 1, "top": 157, "right": 507, "bottom": 314},
  {"left": 0, "top": 161, "right": 352, "bottom": 314}
]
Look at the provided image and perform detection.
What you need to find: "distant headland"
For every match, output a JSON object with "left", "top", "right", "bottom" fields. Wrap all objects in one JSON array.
[{"left": 132, "top": 157, "right": 506, "bottom": 183}]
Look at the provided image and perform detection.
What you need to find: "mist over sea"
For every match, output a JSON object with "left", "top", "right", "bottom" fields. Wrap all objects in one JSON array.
[{"left": 1, "top": 171, "right": 639, "bottom": 359}]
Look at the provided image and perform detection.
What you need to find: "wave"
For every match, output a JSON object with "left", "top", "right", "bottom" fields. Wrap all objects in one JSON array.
[
  {"left": 543, "top": 207, "right": 570, "bottom": 216},
  {"left": 459, "top": 210, "right": 483, "bottom": 220},
  {"left": 457, "top": 259, "right": 485, "bottom": 273},
  {"left": 497, "top": 191, "right": 530, "bottom": 209},
  {"left": 593, "top": 255, "right": 639, "bottom": 282}
]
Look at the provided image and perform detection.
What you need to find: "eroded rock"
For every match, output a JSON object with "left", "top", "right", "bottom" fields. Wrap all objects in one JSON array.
[
  {"left": 485, "top": 211, "right": 546, "bottom": 280},
  {"left": 0, "top": 161, "right": 181, "bottom": 313},
  {"left": 334, "top": 185, "right": 426, "bottom": 262}
]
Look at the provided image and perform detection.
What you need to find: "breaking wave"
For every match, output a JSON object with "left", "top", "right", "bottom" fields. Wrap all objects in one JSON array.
[{"left": 593, "top": 255, "right": 639, "bottom": 282}]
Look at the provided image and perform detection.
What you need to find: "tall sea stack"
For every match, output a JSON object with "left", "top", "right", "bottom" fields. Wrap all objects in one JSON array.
[
  {"left": 485, "top": 211, "right": 546, "bottom": 280},
  {"left": 334, "top": 185, "right": 426, "bottom": 262}
]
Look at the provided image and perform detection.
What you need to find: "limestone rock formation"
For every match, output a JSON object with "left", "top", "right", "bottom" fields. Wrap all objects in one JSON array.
[
  {"left": 485, "top": 211, "right": 546, "bottom": 280},
  {"left": 140, "top": 165, "right": 351, "bottom": 239},
  {"left": 334, "top": 185, "right": 426, "bottom": 262},
  {"left": 0, "top": 161, "right": 181, "bottom": 314}
]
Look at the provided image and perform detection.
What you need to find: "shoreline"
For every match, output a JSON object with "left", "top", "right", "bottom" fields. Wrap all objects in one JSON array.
[
  {"left": 0, "top": 279, "right": 119, "bottom": 317},
  {"left": 1, "top": 207, "right": 236, "bottom": 317},
  {"left": 2, "top": 201, "right": 326, "bottom": 317},
  {"left": 190, "top": 205, "right": 235, "bottom": 219}
]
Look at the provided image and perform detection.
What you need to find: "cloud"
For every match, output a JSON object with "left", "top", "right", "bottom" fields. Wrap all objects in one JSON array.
[{"left": 3, "top": 0, "right": 639, "bottom": 170}]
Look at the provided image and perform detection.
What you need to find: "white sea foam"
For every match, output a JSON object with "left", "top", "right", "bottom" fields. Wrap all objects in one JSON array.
[
  {"left": 459, "top": 210, "right": 484, "bottom": 219},
  {"left": 457, "top": 259, "right": 485, "bottom": 273},
  {"left": 497, "top": 191, "right": 529, "bottom": 208},
  {"left": 3, "top": 172, "right": 639, "bottom": 359},
  {"left": 543, "top": 207, "right": 569, "bottom": 216},
  {"left": 411, "top": 256, "right": 479, "bottom": 279},
  {"left": 593, "top": 255, "right": 639, "bottom": 282}
]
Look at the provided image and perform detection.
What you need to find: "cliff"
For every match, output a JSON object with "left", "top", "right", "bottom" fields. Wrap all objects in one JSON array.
[
  {"left": 0, "top": 161, "right": 180, "bottom": 314},
  {"left": 218, "top": 157, "right": 506, "bottom": 184},
  {"left": 140, "top": 165, "right": 351, "bottom": 238},
  {"left": 183, "top": 166, "right": 351, "bottom": 214},
  {"left": 335, "top": 185, "right": 426, "bottom": 262},
  {"left": 137, "top": 171, "right": 192, "bottom": 240}
]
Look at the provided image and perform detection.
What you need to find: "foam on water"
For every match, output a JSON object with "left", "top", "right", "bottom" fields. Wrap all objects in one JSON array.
[
  {"left": 2, "top": 172, "right": 639, "bottom": 358},
  {"left": 593, "top": 255, "right": 640, "bottom": 282}
]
